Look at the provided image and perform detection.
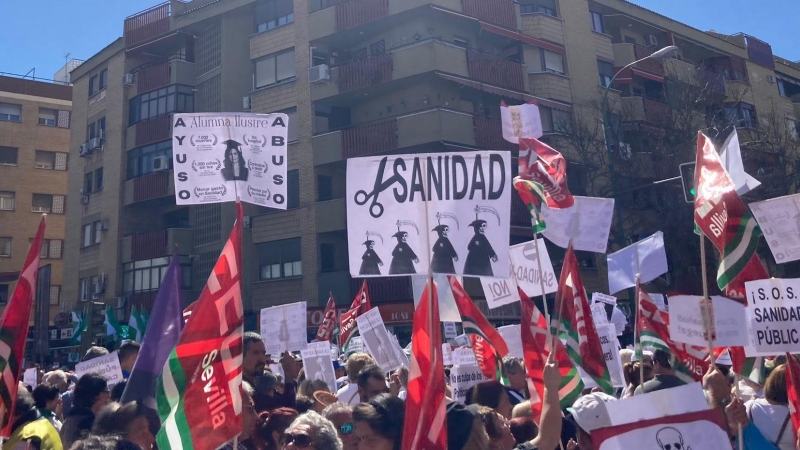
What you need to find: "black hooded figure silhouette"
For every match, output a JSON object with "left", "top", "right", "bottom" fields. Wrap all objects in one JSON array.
[
  {"left": 359, "top": 239, "right": 383, "bottom": 275},
  {"left": 464, "top": 218, "right": 498, "bottom": 276},
  {"left": 389, "top": 230, "right": 418, "bottom": 274},
  {"left": 431, "top": 224, "right": 458, "bottom": 273}
]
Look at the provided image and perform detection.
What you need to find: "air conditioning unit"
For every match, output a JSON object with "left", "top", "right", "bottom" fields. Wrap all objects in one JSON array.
[
  {"left": 79, "top": 143, "right": 92, "bottom": 157},
  {"left": 645, "top": 34, "right": 659, "bottom": 47},
  {"left": 80, "top": 194, "right": 90, "bottom": 204},
  {"left": 243, "top": 215, "right": 252, "bottom": 229},
  {"left": 308, "top": 64, "right": 330, "bottom": 83},
  {"left": 243, "top": 96, "right": 251, "bottom": 110},
  {"left": 152, "top": 155, "right": 170, "bottom": 171},
  {"left": 89, "top": 137, "right": 103, "bottom": 150},
  {"left": 123, "top": 73, "right": 134, "bottom": 86},
  {"left": 100, "top": 220, "right": 109, "bottom": 231}
]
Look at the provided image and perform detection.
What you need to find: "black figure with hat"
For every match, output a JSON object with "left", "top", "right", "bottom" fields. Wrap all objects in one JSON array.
[
  {"left": 359, "top": 232, "right": 384, "bottom": 275},
  {"left": 464, "top": 206, "right": 500, "bottom": 276},
  {"left": 430, "top": 212, "right": 459, "bottom": 273},
  {"left": 389, "top": 220, "right": 419, "bottom": 274},
  {"left": 221, "top": 139, "right": 249, "bottom": 181}
]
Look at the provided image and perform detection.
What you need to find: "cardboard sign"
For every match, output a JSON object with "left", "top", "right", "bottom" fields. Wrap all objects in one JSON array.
[
  {"left": 301, "top": 341, "right": 338, "bottom": 393},
  {"left": 450, "top": 364, "right": 486, "bottom": 403},
  {"left": 592, "top": 293, "right": 617, "bottom": 306},
  {"left": 749, "top": 193, "right": 800, "bottom": 264},
  {"left": 346, "top": 151, "right": 512, "bottom": 278},
  {"left": 75, "top": 352, "right": 124, "bottom": 386},
  {"left": 497, "top": 325, "right": 523, "bottom": 359},
  {"left": 606, "top": 232, "right": 668, "bottom": 295},
  {"left": 745, "top": 278, "right": 800, "bottom": 355},
  {"left": 260, "top": 301, "right": 308, "bottom": 354},
  {"left": 591, "top": 303, "right": 609, "bottom": 326},
  {"left": 23, "top": 368, "right": 37, "bottom": 389},
  {"left": 172, "top": 113, "right": 288, "bottom": 207},
  {"left": 540, "top": 196, "right": 615, "bottom": 253},
  {"left": 451, "top": 347, "right": 478, "bottom": 366},
  {"left": 668, "top": 296, "right": 748, "bottom": 347},
  {"left": 357, "top": 308, "right": 406, "bottom": 373},
  {"left": 443, "top": 322, "right": 458, "bottom": 340},
  {"left": 481, "top": 239, "right": 557, "bottom": 309}
]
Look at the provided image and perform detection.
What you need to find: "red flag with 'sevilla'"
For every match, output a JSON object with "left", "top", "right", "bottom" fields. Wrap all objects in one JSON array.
[
  {"left": 340, "top": 281, "right": 371, "bottom": 350},
  {"left": 316, "top": 293, "right": 337, "bottom": 342},
  {"left": 0, "top": 215, "right": 45, "bottom": 437},
  {"left": 518, "top": 138, "right": 574, "bottom": 208}
]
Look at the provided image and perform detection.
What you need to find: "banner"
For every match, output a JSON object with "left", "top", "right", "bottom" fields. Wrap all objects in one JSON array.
[
  {"left": 540, "top": 196, "right": 614, "bottom": 253},
  {"left": 450, "top": 364, "right": 486, "bottom": 403},
  {"left": 452, "top": 347, "right": 478, "bottom": 366},
  {"left": 745, "top": 278, "right": 800, "bottom": 355},
  {"left": 749, "top": 193, "right": 800, "bottom": 264},
  {"left": 346, "top": 151, "right": 512, "bottom": 278},
  {"left": 592, "top": 293, "right": 617, "bottom": 306},
  {"left": 300, "top": 341, "right": 338, "bottom": 393},
  {"left": 667, "top": 296, "right": 748, "bottom": 347},
  {"left": 606, "top": 232, "right": 668, "bottom": 295},
  {"left": 443, "top": 322, "right": 458, "bottom": 340},
  {"left": 75, "top": 352, "right": 124, "bottom": 387},
  {"left": 172, "top": 113, "right": 288, "bottom": 207},
  {"left": 357, "top": 308, "right": 406, "bottom": 373},
  {"left": 260, "top": 302, "right": 308, "bottom": 355}
]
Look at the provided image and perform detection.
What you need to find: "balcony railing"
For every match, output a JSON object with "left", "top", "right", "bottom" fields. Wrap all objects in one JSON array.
[
  {"left": 351, "top": 277, "right": 412, "bottom": 303},
  {"left": 135, "top": 114, "right": 172, "bottom": 146},
  {"left": 467, "top": 48, "right": 525, "bottom": 91},
  {"left": 474, "top": 115, "right": 515, "bottom": 151},
  {"left": 336, "top": 0, "right": 389, "bottom": 31},
  {"left": 337, "top": 54, "right": 393, "bottom": 93},
  {"left": 643, "top": 97, "right": 671, "bottom": 124},
  {"left": 131, "top": 230, "right": 168, "bottom": 261},
  {"left": 462, "top": 0, "right": 517, "bottom": 29},
  {"left": 633, "top": 45, "right": 664, "bottom": 77},
  {"left": 342, "top": 119, "right": 398, "bottom": 158},
  {"left": 133, "top": 170, "right": 171, "bottom": 203},
  {"left": 125, "top": 2, "right": 171, "bottom": 49},
  {"left": 137, "top": 62, "right": 170, "bottom": 93}
]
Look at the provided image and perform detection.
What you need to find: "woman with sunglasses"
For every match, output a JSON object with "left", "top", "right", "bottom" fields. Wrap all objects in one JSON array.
[
  {"left": 322, "top": 403, "right": 358, "bottom": 450},
  {"left": 351, "top": 394, "right": 404, "bottom": 450},
  {"left": 253, "top": 407, "right": 299, "bottom": 450},
  {"left": 282, "top": 411, "right": 342, "bottom": 450}
]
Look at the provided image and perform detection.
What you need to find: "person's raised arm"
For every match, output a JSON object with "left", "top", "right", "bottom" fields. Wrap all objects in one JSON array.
[{"left": 531, "top": 356, "right": 562, "bottom": 450}]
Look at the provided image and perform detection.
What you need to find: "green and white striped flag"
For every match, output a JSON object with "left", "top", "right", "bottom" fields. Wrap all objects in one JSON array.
[
  {"left": 71, "top": 308, "right": 87, "bottom": 345},
  {"left": 104, "top": 305, "right": 124, "bottom": 341},
  {"left": 128, "top": 306, "right": 148, "bottom": 342}
]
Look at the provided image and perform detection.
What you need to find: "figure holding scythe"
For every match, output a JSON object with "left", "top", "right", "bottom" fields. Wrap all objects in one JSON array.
[
  {"left": 431, "top": 212, "right": 459, "bottom": 274},
  {"left": 464, "top": 205, "right": 500, "bottom": 276},
  {"left": 389, "top": 220, "right": 420, "bottom": 274},
  {"left": 359, "top": 231, "right": 384, "bottom": 275}
]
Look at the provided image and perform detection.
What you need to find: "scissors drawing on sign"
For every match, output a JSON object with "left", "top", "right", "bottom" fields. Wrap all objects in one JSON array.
[{"left": 354, "top": 158, "right": 406, "bottom": 218}]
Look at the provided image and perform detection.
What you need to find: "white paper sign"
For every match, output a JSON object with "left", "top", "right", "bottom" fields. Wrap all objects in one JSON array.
[
  {"left": 356, "top": 308, "right": 405, "bottom": 373},
  {"left": 579, "top": 324, "right": 624, "bottom": 388},
  {"left": 348, "top": 336, "right": 365, "bottom": 354},
  {"left": 592, "top": 293, "right": 617, "bottom": 306},
  {"left": 444, "top": 322, "right": 458, "bottom": 340},
  {"left": 450, "top": 364, "right": 486, "bottom": 403},
  {"left": 412, "top": 275, "right": 462, "bottom": 322},
  {"left": 745, "top": 278, "right": 800, "bottom": 355},
  {"left": 606, "top": 232, "right": 669, "bottom": 294},
  {"left": 650, "top": 293, "right": 667, "bottom": 311},
  {"left": 481, "top": 238, "right": 557, "bottom": 309},
  {"left": 346, "top": 151, "right": 512, "bottom": 278},
  {"left": 301, "top": 341, "right": 338, "bottom": 393},
  {"left": 75, "top": 352, "right": 124, "bottom": 386},
  {"left": 172, "top": 113, "right": 288, "bottom": 207},
  {"left": 497, "top": 325, "right": 523, "bottom": 358},
  {"left": 749, "top": 193, "right": 800, "bottom": 264},
  {"left": 23, "top": 368, "right": 37, "bottom": 389},
  {"left": 452, "top": 347, "right": 478, "bottom": 366},
  {"left": 452, "top": 334, "right": 471, "bottom": 348},
  {"left": 442, "top": 344, "right": 453, "bottom": 366},
  {"left": 540, "top": 196, "right": 615, "bottom": 253},
  {"left": 668, "top": 296, "right": 748, "bottom": 347},
  {"left": 591, "top": 303, "right": 609, "bottom": 326},
  {"left": 260, "top": 302, "right": 308, "bottom": 354},
  {"left": 501, "top": 102, "right": 543, "bottom": 144}
]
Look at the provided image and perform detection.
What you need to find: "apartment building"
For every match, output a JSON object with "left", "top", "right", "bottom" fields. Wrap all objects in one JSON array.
[
  {"left": 0, "top": 74, "right": 72, "bottom": 358},
  {"left": 64, "top": 0, "right": 800, "bottom": 345}
]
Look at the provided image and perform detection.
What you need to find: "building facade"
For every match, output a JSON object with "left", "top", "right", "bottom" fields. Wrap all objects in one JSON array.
[{"left": 64, "top": 0, "right": 800, "bottom": 345}]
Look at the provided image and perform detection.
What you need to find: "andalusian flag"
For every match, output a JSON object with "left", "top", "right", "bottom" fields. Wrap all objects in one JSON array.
[
  {"left": 513, "top": 177, "right": 547, "bottom": 233},
  {"left": 104, "top": 304, "right": 124, "bottom": 341},
  {"left": 714, "top": 347, "right": 767, "bottom": 385},
  {"left": 128, "top": 305, "right": 147, "bottom": 342},
  {"left": 71, "top": 308, "right": 87, "bottom": 345}
]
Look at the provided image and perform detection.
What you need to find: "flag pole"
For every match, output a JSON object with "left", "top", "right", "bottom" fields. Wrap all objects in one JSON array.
[
  {"left": 532, "top": 234, "right": 551, "bottom": 324},
  {"left": 699, "top": 234, "right": 716, "bottom": 368}
]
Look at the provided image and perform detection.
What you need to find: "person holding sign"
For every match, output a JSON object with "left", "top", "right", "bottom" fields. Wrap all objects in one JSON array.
[{"left": 221, "top": 139, "right": 249, "bottom": 181}]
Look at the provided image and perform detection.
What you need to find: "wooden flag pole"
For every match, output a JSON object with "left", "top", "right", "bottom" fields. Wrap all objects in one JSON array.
[
  {"left": 699, "top": 234, "right": 716, "bottom": 367},
  {"left": 532, "top": 234, "right": 551, "bottom": 322}
]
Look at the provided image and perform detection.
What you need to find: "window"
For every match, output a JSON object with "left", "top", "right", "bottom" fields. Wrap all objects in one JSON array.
[
  {"left": 0, "top": 103, "right": 21, "bottom": 122},
  {"left": 95, "top": 168, "right": 104, "bottom": 191},
  {"left": 99, "top": 69, "right": 108, "bottom": 90},
  {"left": 453, "top": 36, "right": 469, "bottom": 48},
  {"left": 258, "top": 238, "right": 302, "bottom": 280},
  {"left": 540, "top": 107, "right": 572, "bottom": 133},
  {"left": 542, "top": 49, "right": 565, "bottom": 74},
  {"left": 38, "top": 108, "right": 58, "bottom": 126},
  {"left": 49, "top": 285, "right": 61, "bottom": 305},
  {"left": 98, "top": 117, "right": 106, "bottom": 138},
  {"left": 255, "top": 49, "right": 296, "bottom": 89},
  {"left": 598, "top": 60, "right": 614, "bottom": 87},
  {"left": 87, "top": 122, "right": 96, "bottom": 140},
  {"left": 0, "top": 237, "right": 10, "bottom": 256},
  {"left": 318, "top": 175, "right": 333, "bottom": 201},
  {"left": 83, "top": 224, "right": 92, "bottom": 247},
  {"left": 0, "top": 192, "right": 14, "bottom": 211},
  {"left": 320, "top": 243, "right": 336, "bottom": 272},
  {"left": 255, "top": 0, "right": 294, "bottom": 32},
  {"left": 89, "top": 74, "right": 98, "bottom": 96},
  {"left": 0, "top": 284, "right": 8, "bottom": 304},
  {"left": 79, "top": 278, "right": 91, "bottom": 302},
  {"left": 32, "top": 194, "right": 64, "bottom": 214},
  {"left": 84, "top": 172, "right": 93, "bottom": 193},
  {"left": 520, "top": 0, "right": 557, "bottom": 16},
  {"left": 128, "top": 85, "right": 194, "bottom": 125},
  {"left": 94, "top": 221, "right": 103, "bottom": 244},
  {"left": 590, "top": 11, "right": 604, "bottom": 33},
  {"left": 284, "top": 108, "right": 298, "bottom": 142},
  {"left": 127, "top": 141, "right": 172, "bottom": 178},
  {"left": 83, "top": 221, "right": 103, "bottom": 247},
  {"left": 122, "top": 256, "right": 192, "bottom": 294},
  {"left": 725, "top": 103, "right": 757, "bottom": 129},
  {"left": 0, "top": 147, "right": 18, "bottom": 165},
  {"left": 36, "top": 239, "right": 63, "bottom": 259},
  {"left": 34, "top": 151, "right": 56, "bottom": 169},
  {"left": 287, "top": 169, "right": 300, "bottom": 209}
]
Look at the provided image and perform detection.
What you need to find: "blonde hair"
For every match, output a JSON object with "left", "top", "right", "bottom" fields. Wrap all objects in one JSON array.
[
  {"left": 460, "top": 416, "right": 491, "bottom": 450},
  {"left": 345, "top": 353, "right": 375, "bottom": 382}
]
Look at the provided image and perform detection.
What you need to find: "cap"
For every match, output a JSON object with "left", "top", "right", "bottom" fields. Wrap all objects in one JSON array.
[
  {"left": 222, "top": 139, "right": 242, "bottom": 148},
  {"left": 569, "top": 393, "right": 616, "bottom": 433},
  {"left": 446, "top": 402, "right": 480, "bottom": 450},
  {"left": 469, "top": 219, "right": 487, "bottom": 228}
]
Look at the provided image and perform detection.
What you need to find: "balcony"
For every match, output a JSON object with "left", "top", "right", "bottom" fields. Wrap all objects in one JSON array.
[
  {"left": 467, "top": 48, "right": 525, "bottom": 91},
  {"left": 613, "top": 43, "right": 664, "bottom": 77},
  {"left": 137, "top": 59, "right": 196, "bottom": 94},
  {"left": 351, "top": 277, "right": 413, "bottom": 303},
  {"left": 528, "top": 72, "right": 572, "bottom": 103},
  {"left": 123, "top": 170, "right": 175, "bottom": 206},
  {"left": 337, "top": 54, "right": 393, "bottom": 93},
  {"left": 135, "top": 114, "right": 172, "bottom": 146},
  {"left": 621, "top": 96, "right": 671, "bottom": 125},
  {"left": 121, "top": 228, "right": 193, "bottom": 263},
  {"left": 462, "top": 0, "right": 517, "bottom": 29},
  {"left": 593, "top": 31, "right": 613, "bottom": 61},
  {"left": 316, "top": 198, "right": 348, "bottom": 233},
  {"left": 520, "top": 12, "right": 563, "bottom": 46},
  {"left": 125, "top": 2, "right": 171, "bottom": 49},
  {"left": 336, "top": 0, "right": 389, "bottom": 31}
]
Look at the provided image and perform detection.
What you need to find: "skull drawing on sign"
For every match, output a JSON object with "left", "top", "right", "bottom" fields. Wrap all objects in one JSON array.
[{"left": 656, "top": 427, "right": 691, "bottom": 450}]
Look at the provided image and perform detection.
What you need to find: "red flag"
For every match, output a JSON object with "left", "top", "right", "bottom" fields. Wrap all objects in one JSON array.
[
  {"left": 518, "top": 137, "right": 574, "bottom": 208},
  {"left": 315, "top": 293, "right": 338, "bottom": 342},
  {"left": 552, "top": 245, "right": 612, "bottom": 393},
  {"left": 0, "top": 215, "right": 45, "bottom": 437},
  {"left": 785, "top": 353, "right": 800, "bottom": 444},
  {"left": 340, "top": 281, "right": 371, "bottom": 350},
  {"left": 154, "top": 204, "right": 244, "bottom": 450},
  {"left": 448, "top": 276, "right": 509, "bottom": 379},
  {"left": 402, "top": 280, "right": 447, "bottom": 450}
]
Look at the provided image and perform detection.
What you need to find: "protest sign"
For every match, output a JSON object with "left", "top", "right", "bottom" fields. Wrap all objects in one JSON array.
[
  {"left": 745, "top": 278, "right": 800, "bottom": 355},
  {"left": 330, "top": 344, "right": 339, "bottom": 360},
  {"left": 260, "top": 301, "right": 308, "bottom": 354},
  {"left": 749, "top": 193, "right": 800, "bottom": 264},
  {"left": 452, "top": 334, "right": 471, "bottom": 348},
  {"left": 592, "top": 293, "right": 617, "bottom": 306},
  {"left": 412, "top": 275, "right": 462, "bottom": 322},
  {"left": 540, "top": 196, "right": 614, "bottom": 253},
  {"left": 444, "top": 322, "right": 458, "bottom": 340},
  {"left": 591, "top": 303, "right": 609, "bottom": 326},
  {"left": 500, "top": 101, "right": 542, "bottom": 144},
  {"left": 75, "top": 352, "right": 124, "bottom": 386},
  {"left": 606, "top": 232, "right": 668, "bottom": 294},
  {"left": 347, "top": 336, "right": 364, "bottom": 354},
  {"left": 497, "top": 325, "right": 523, "bottom": 359},
  {"left": 578, "top": 324, "right": 623, "bottom": 388},
  {"left": 172, "top": 113, "right": 288, "bottom": 207},
  {"left": 442, "top": 344, "right": 453, "bottom": 366},
  {"left": 649, "top": 293, "right": 667, "bottom": 311},
  {"left": 346, "top": 151, "right": 512, "bottom": 278},
  {"left": 357, "top": 308, "right": 405, "bottom": 372},
  {"left": 23, "top": 368, "right": 37, "bottom": 389},
  {"left": 450, "top": 364, "right": 486, "bottom": 403},
  {"left": 451, "top": 347, "right": 478, "bottom": 366},
  {"left": 668, "top": 296, "right": 748, "bottom": 347},
  {"left": 301, "top": 341, "right": 338, "bottom": 393},
  {"left": 481, "top": 238, "right": 557, "bottom": 309}
]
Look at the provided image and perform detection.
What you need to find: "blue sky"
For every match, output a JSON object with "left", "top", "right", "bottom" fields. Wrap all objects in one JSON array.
[{"left": 1, "top": 0, "right": 798, "bottom": 79}]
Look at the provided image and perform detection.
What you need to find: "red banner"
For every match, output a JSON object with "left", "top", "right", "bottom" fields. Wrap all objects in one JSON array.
[
  {"left": 340, "top": 281, "right": 371, "bottom": 349},
  {"left": 315, "top": 293, "right": 338, "bottom": 342},
  {"left": 518, "top": 137, "right": 574, "bottom": 208}
]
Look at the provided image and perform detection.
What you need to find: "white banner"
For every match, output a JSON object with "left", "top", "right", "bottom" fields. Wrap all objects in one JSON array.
[
  {"left": 450, "top": 364, "right": 486, "bottom": 403},
  {"left": 500, "top": 102, "right": 543, "bottom": 144},
  {"left": 452, "top": 347, "right": 478, "bottom": 366},
  {"left": 540, "top": 196, "right": 615, "bottom": 253},
  {"left": 592, "top": 293, "right": 617, "bottom": 306},
  {"left": 346, "top": 151, "right": 512, "bottom": 278},
  {"left": 745, "top": 278, "right": 800, "bottom": 355},
  {"left": 668, "top": 296, "right": 748, "bottom": 347},
  {"left": 23, "top": 368, "right": 37, "bottom": 389},
  {"left": 260, "top": 301, "right": 308, "bottom": 354},
  {"left": 749, "top": 193, "right": 800, "bottom": 264},
  {"left": 480, "top": 239, "right": 557, "bottom": 309},
  {"left": 357, "top": 308, "right": 406, "bottom": 373},
  {"left": 497, "top": 325, "right": 523, "bottom": 359},
  {"left": 442, "top": 344, "right": 453, "bottom": 366},
  {"left": 579, "top": 324, "right": 624, "bottom": 388},
  {"left": 75, "top": 352, "right": 124, "bottom": 386},
  {"left": 301, "top": 341, "right": 338, "bottom": 393},
  {"left": 172, "top": 113, "right": 288, "bottom": 207},
  {"left": 606, "top": 232, "right": 669, "bottom": 295}
]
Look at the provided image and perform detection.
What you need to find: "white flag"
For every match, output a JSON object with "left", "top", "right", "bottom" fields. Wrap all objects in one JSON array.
[
  {"left": 719, "top": 129, "right": 760, "bottom": 196},
  {"left": 500, "top": 101, "right": 543, "bottom": 143},
  {"left": 540, "top": 196, "right": 614, "bottom": 253},
  {"left": 606, "top": 231, "right": 668, "bottom": 294}
]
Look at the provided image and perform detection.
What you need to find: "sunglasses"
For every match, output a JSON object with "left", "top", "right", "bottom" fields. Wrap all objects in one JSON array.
[
  {"left": 284, "top": 433, "right": 315, "bottom": 448},
  {"left": 338, "top": 423, "right": 354, "bottom": 436}
]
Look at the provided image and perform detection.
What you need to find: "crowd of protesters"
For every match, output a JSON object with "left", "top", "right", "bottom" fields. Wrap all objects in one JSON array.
[{"left": 5, "top": 333, "right": 799, "bottom": 450}]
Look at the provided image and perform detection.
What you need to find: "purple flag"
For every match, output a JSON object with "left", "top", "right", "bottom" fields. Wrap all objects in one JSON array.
[{"left": 121, "top": 253, "right": 183, "bottom": 432}]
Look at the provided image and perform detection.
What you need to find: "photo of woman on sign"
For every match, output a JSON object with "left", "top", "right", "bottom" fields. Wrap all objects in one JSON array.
[{"left": 221, "top": 139, "right": 249, "bottom": 181}]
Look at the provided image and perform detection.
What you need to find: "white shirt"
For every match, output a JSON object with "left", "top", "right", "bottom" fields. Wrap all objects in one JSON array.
[
  {"left": 745, "top": 398, "right": 793, "bottom": 450},
  {"left": 336, "top": 382, "right": 361, "bottom": 406}
]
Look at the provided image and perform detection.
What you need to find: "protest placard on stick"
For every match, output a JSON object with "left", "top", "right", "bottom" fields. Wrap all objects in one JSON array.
[
  {"left": 745, "top": 278, "right": 800, "bottom": 355},
  {"left": 75, "top": 352, "right": 124, "bottom": 386},
  {"left": 260, "top": 301, "right": 308, "bottom": 354}
]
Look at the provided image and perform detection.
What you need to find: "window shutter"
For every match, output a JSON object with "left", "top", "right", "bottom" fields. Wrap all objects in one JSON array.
[
  {"left": 50, "top": 286, "right": 61, "bottom": 305},
  {"left": 57, "top": 110, "right": 70, "bottom": 128},
  {"left": 55, "top": 153, "right": 68, "bottom": 171},
  {"left": 50, "top": 240, "right": 63, "bottom": 259},
  {"left": 52, "top": 195, "right": 65, "bottom": 214}
]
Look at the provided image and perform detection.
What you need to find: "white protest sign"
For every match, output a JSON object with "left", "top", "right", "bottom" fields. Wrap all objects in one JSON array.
[
  {"left": 540, "top": 196, "right": 614, "bottom": 253},
  {"left": 450, "top": 364, "right": 486, "bottom": 403},
  {"left": 347, "top": 151, "right": 512, "bottom": 278},
  {"left": 301, "top": 341, "right": 338, "bottom": 393},
  {"left": 444, "top": 322, "right": 458, "bottom": 340},
  {"left": 389, "top": 333, "right": 410, "bottom": 368},
  {"left": 452, "top": 347, "right": 478, "bottom": 366},
  {"left": 480, "top": 275, "right": 519, "bottom": 309},
  {"left": 578, "top": 324, "right": 624, "bottom": 388},
  {"left": 745, "top": 278, "right": 800, "bottom": 355},
  {"left": 650, "top": 293, "right": 667, "bottom": 311},
  {"left": 501, "top": 102, "right": 543, "bottom": 144},
  {"left": 75, "top": 352, "right": 124, "bottom": 386},
  {"left": 481, "top": 238, "right": 557, "bottom": 309},
  {"left": 442, "top": 344, "right": 453, "bottom": 366},
  {"left": 260, "top": 301, "right": 308, "bottom": 354},
  {"left": 172, "top": 113, "right": 288, "bottom": 207},
  {"left": 497, "top": 325, "right": 523, "bottom": 358},
  {"left": 348, "top": 336, "right": 365, "bottom": 354},
  {"left": 592, "top": 293, "right": 617, "bottom": 306},
  {"left": 23, "top": 368, "right": 37, "bottom": 389},
  {"left": 452, "top": 334, "right": 471, "bottom": 348},
  {"left": 591, "top": 303, "right": 609, "bottom": 326},
  {"left": 749, "top": 193, "right": 800, "bottom": 264},
  {"left": 412, "top": 275, "right": 462, "bottom": 322},
  {"left": 668, "top": 296, "right": 748, "bottom": 347},
  {"left": 357, "top": 308, "right": 405, "bottom": 372},
  {"left": 606, "top": 232, "right": 668, "bottom": 294}
]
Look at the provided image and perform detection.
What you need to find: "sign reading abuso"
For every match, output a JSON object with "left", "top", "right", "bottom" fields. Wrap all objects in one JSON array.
[{"left": 172, "top": 113, "right": 288, "bottom": 207}]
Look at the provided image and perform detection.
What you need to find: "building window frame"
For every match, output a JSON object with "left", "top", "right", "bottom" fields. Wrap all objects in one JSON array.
[
  {"left": 254, "top": 48, "right": 296, "bottom": 89},
  {"left": 0, "top": 192, "right": 15, "bottom": 211},
  {"left": 0, "top": 237, "right": 11, "bottom": 257},
  {"left": 88, "top": 74, "right": 98, "bottom": 97},
  {"left": 38, "top": 108, "right": 58, "bottom": 127},
  {"left": 99, "top": 69, "right": 108, "bottom": 90},
  {"left": 31, "top": 194, "right": 65, "bottom": 214},
  {"left": 519, "top": 0, "right": 558, "bottom": 17},
  {"left": 257, "top": 238, "right": 302, "bottom": 281},
  {"left": 122, "top": 256, "right": 192, "bottom": 294},
  {"left": 0, "top": 146, "right": 18, "bottom": 165},
  {"left": 0, "top": 103, "right": 21, "bottom": 122},
  {"left": 598, "top": 60, "right": 614, "bottom": 87},
  {"left": 127, "top": 141, "right": 173, "bottom": 179},
  {"left": 590, "top": 10, "right": 605, "bottom": 33},
  {"left": 541, "top": 49, "right": 566, "bottom": 75},
  {"left": 128, "top": 85, "right": 194, "bottom": 126},
  {"left": 255, "top": 0, "right": 294, "bottom": 33},
  {"left": 0, "top": 284, "right": 8, "bottom": 304}
]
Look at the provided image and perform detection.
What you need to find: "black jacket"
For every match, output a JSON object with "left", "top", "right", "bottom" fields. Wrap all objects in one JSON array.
[{"left": 59, "top": 406, "right": 95, "bottom": 449}]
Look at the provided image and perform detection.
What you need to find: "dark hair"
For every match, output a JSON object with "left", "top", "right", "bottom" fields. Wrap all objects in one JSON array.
[
  {"left": 93, "top": 401, "right": 149, "bottom": 436},
  {"left": 118, "top": 341, "right": 141, "bottom": 363},
  {"left": 509, "top": 417, "right": 538, "bottom": 444},
  {"left": 352, "top": 394, "right": 405, "bottom": 450},
  {"left": 296, "top": 396, "right": 315, "bottom": 414},
  {"left": 70, "top": 434, "right": 141, "bottom": 450},
  {"left": 32, "top": 384, "right": 60, "bottom": 409},
  {"left": 653, "top": 349, "right": 672, "bottom": 369},
  {"left": 224, "top": 147, "right": 246, "bottom": 171},
  {"left": 110, "top": 380, "right": 127, "bottom": 402},
  {"left": 83, "top": 346, "right": 109, "bottom": 362},
  {"left": 357, "top": 364, "right": 385, "bottom": 388},
  {"left": 73, "top": 373, "right": 108, "bottom": 409},
  {"left": 14, "top": 384, "right": 36, "bottom": 416},
  {"left": 254, "top": 408, "right": 299, "bottom": 450},
  {"left": 764, "top": 364, "right": 788, "bottom": 405},
  {"left": 244, "top": 332, "right": 264, "bottom": 354},
  {"left": 476, "top": 406, "right": 504, "bottom": 439},
  {"left": 623, "top": 362, "right": 653, "bottom": 387},
  {"left": 465, "top": 380, "right": 505, "bottom": 410},
  {"left": 502, "top": 357, "right": 524, "bottom": 375}
]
